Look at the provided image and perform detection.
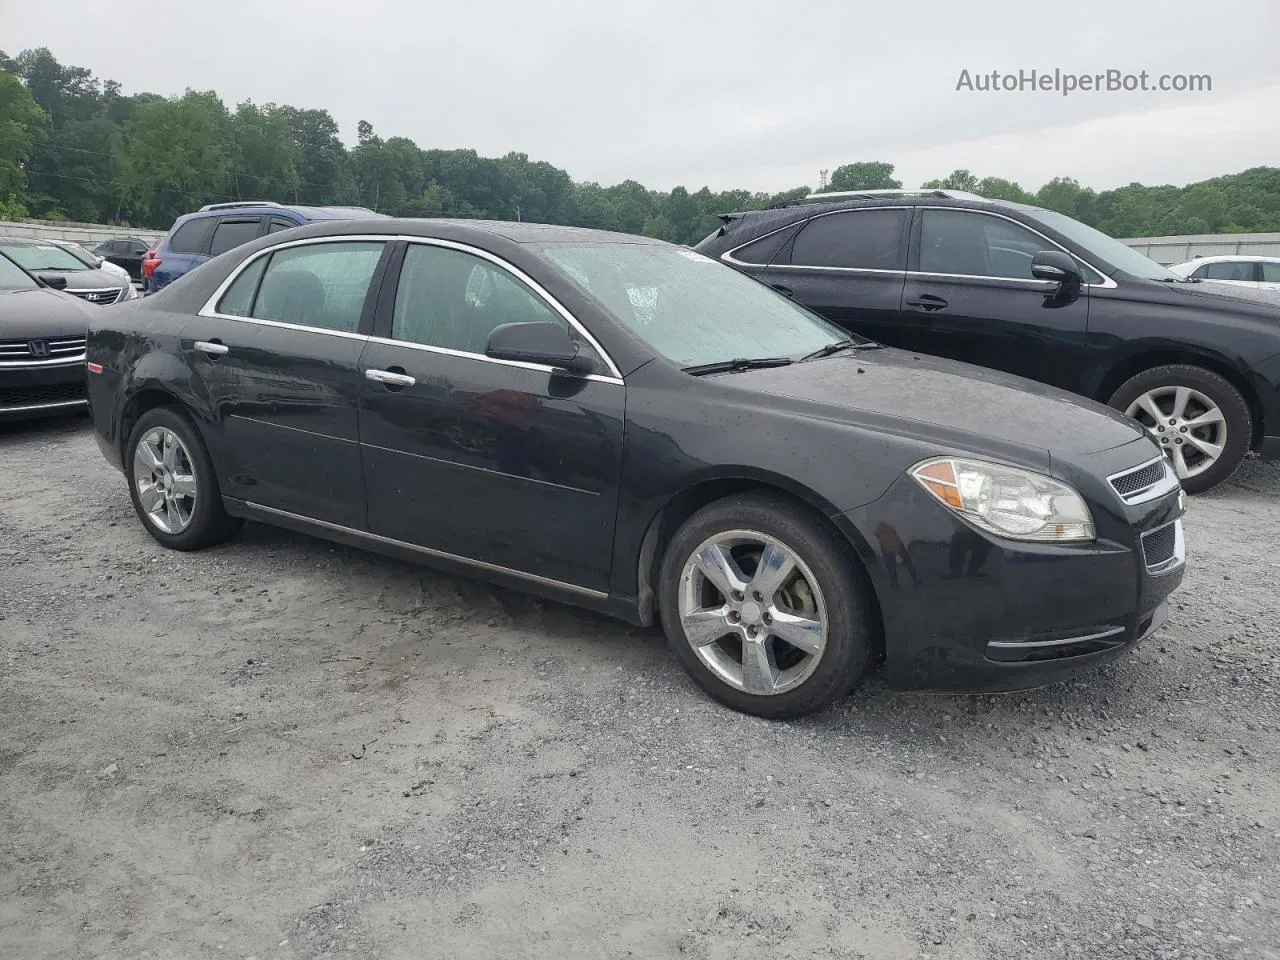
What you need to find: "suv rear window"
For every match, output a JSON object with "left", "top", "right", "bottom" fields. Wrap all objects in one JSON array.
[{"left": 168, "top": 217, "right": 216, "bottom": 255}]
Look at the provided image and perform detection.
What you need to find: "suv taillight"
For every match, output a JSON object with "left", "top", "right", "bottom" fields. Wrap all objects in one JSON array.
[{"left": 142, "top": 252, "right": 161, "bottom": 279}]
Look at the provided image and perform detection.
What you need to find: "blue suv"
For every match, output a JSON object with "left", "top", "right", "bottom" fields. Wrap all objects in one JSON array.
[{"left": 147, "top": 201, "right": 389, "bottom": 293}]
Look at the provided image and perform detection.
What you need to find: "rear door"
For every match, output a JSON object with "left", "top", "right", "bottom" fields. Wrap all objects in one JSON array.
[
  {"left": 152, "top": 216, "right": 217, "bottom": 291},
  {"left": 899, "top": 208, "right": 1092, "bottom": 392},
  {"left": 357, "top": 239, "right": 625, "bottom": 592},
  {"left": 1260, "top": 261, "right": 1280, "bottom": 291},
  {"left": 181, "top": 237, "right": 392, "bottom": 527},
  {"left": 207, "top": 216, "right": 268, "bottom": 258},
  {"left": 744, "top": 207, "right": 911, "bottom": 347}
]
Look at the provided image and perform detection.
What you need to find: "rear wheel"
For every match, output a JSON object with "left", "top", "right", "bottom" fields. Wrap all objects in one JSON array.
[
  {"left": 1108, "top": 364, "right": 1251, "bottom": 494},
  {"left": 125, "top": 407, "right": 242, "bottom": 550},
  {"left": 658, "top": 494, "right": 876, "bottom": 719}
]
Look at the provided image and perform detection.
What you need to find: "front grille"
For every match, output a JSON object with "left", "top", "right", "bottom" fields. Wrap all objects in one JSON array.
[
  {"left": 66, "top": 287, "right": 124, "bottom": 305},
  {"left": 1141, "top": 522, "right": 1178, "bottom": 569},
  {"left": 0, "top": 336, "right": 88, "bottom": 364},
  {"left": 1110, "top": 458, "right": 1167, "bottom": 499},
  {"left": 0, "top": 381, "right": 86, "bottom": 409}
]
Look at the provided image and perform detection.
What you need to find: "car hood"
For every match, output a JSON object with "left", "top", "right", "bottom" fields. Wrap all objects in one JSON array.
[
  {"left": 1158, "top": 278, "right": 1280, "bottom": 317},
  {"left": 0, "top": 287, "right": 96, "bottom": 338},
  {"left": 717, "top": 348, "right": 1147, "bottom": 461}
]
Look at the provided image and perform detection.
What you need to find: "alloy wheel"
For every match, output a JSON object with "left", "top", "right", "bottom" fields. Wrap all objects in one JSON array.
[
  {"left": 1125, "top": 386, "right": 1226, "bottom": 481},
  {"left": 677, "top": 530, "right": 828, "bottom": 696},
  {"left": 133, "top": 427, "right": 198, "bottom": 534}
]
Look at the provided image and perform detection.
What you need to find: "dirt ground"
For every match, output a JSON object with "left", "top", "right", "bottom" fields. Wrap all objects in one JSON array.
[{"left": 2, "top": 415, "right": 1278, "bottom": 960}]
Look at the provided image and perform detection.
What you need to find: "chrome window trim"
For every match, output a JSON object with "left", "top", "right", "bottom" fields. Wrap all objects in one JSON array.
[
  {"left": 1106, "top": 455, "right": 1181, "bottom": 505},
  {"left": 241, "top": 501, "right": 608, "bottom": 600},
  {"left": 362, "top": 334, "right": 623, "bottom": 385},
  {"left": 0, "top": 353, "right": 87, "bottom": 369},
  {"left": 197, "top": 233, "right": 625, "bottom": 382},
  {"left": 722, "top": 205, "right": 1119, "bottom": 289}
]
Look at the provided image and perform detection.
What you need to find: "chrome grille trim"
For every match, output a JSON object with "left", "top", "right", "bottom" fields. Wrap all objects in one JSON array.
[
  {"left": 1107, "top": 455, "right": 1181, "bottom": 505},
  {"left": 1141, "top": 519, "right": 1185, "bottom": 574}
]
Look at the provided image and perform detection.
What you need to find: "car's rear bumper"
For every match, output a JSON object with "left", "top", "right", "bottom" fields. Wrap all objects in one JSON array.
[
  {"left": 839, "top": 472, "right": 1185, "bottom": 693},
  {"left": 0, "top": 360, "right": 88, "bottom": 421}
]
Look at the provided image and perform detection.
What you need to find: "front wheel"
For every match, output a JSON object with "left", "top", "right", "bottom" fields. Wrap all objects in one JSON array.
[
  {"left": 658, "top": 494, "right": 877, "bottom": 719},
  {"left": 1108, "top": 364, "right": 1251, "bottom": 494}
]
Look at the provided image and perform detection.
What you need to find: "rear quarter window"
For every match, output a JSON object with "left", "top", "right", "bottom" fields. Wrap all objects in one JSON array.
[{"left": 168, "top": 217, "right": 216, "bottom": 255}]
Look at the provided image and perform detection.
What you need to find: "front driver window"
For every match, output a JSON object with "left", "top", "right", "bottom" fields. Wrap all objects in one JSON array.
[
  {"left": 392, "top": 243, "right": 567, "bottom": 355},
  {"left": 1201, "top": 261, "right": 1253, "bottom": 281}
]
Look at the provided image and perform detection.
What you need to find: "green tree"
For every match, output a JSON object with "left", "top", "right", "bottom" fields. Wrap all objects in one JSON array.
[
  {"left": 0, "top": 68, "right": 47, "bottom": 203},
  {"left": 922, "top": 169, "right": 980, "bottom": 192},
  {"left": 229, "top": 101, "right": 301, "bottom": 202},
  {"left": 827, "top": 161, "right": 901, "bottom": 192},
  {"left": 975, "top": 176, "right": 1033, "bottom": 203}
]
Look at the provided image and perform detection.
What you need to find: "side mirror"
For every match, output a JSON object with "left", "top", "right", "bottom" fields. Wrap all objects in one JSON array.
[
  {"left": 1031, "top": 250, "right": 1083, "bottom": 288},
  {"left": 485, "top": 321, "right": 595, "bottom": 375},
  {"left": 38, "top": 273, "right": 68, "bottom": 290}
]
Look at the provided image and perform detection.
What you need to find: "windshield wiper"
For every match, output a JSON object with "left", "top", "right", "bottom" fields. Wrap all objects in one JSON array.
[
  {"left": 682, "top": 357, "right": 794, "bottom": 376},
  {"left": 801, "top": 338, "right": 880, "bottom": 361}
]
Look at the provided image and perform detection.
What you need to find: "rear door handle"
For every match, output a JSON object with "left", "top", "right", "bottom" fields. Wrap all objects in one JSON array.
[
  {"left": 365, "top": 368, "right": 416, "bottom": 388},
  {"left": 194, "top": 340, "right": 229, "bottom": 356},
  {"left": 905, "top": 294, "right": 948, "bottom": 311}
]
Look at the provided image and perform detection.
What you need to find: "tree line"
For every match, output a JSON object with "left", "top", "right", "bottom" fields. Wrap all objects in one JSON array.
[{"left": 3, "top": 47, "right": 1279, "bottom": 243}]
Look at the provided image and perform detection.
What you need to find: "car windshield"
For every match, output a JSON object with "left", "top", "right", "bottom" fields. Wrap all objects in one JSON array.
[
  {"left": 0, "top": 251, "right": 39, "bottom": 290},
  {"left": 0, "top": 242, "right": 90, "bottom": 272},
  {"left": 538, "top": 243, "right": 855, "bottom": 367},
  {"left": 55, "top": 242, "right": 99, "bottom": 267},
  {"left": 1021, "top": 210, "right": 1181, "bottom": 281}
]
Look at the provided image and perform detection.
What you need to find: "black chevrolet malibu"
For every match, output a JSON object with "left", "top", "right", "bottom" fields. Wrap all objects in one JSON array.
[{"left": 85, "top": 219, "right": 1187, "bottom": 718}]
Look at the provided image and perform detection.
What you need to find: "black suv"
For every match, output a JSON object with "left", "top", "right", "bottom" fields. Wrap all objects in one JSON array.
[{"left": 695, "top": 189, "right": 1280, "bottom": 493}]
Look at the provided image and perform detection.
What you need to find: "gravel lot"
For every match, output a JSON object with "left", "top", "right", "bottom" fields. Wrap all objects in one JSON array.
[{"left": 2, "top": 416, "right": 1278, "bottom": 960}]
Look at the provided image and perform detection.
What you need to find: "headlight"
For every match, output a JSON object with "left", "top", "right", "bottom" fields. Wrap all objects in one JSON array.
[
  {"left": 910, "top": 457, "right": 1095, "bottom": 543},
  {"left": 122, "top": 284, "right": 138, "bottom": 300}
]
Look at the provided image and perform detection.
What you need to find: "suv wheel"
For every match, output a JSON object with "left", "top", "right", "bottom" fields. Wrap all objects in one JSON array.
[
  {"left": 658, "top": 494, "right": 876, "bottom": 719},
  {"left": 1108, "top": 364, "right": 1251, "bottom": 494}
]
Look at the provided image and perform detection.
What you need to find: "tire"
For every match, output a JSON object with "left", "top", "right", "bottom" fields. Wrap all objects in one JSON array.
[
  {"left": 657, "top": 493, "right": 876, "bottom": 719},
  {"left": 1107, "top": 364, "right": 1251, "bottom": 494},
  {"left": 124, "top": 406, "right": 242, "bottom": 550}
]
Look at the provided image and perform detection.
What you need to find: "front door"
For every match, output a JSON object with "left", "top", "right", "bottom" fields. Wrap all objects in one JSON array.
[
  {"left": 358, "top": 240, "right": 625, "bottom": 592},
  {"left": 181, "top": 238, "right": 391, "bottom": 527},
  {"left": 899, "top": 208, "right": 1092, "bottom": 393}
]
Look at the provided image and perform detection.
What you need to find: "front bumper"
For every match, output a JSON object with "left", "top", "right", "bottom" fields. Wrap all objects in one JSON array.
[
  {"left": 842, "top": 470, "right": 1185, "bottom": 693},
  {"left": 0, "top": 359, "right": 88, "bottom": 421}
]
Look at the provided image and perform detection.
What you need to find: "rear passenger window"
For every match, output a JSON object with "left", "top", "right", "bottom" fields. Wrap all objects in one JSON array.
[
  {"left": 168, "top": 217, "right": 216, "bottom": 255},
  {"left": 790, "top": 209, "right": 908, "bottom": 270},
  {"left": 392, "top": 244, "right": 565, "bottom": 354},
  {"left": 1201, "top": 261, "right": 1253, "bottom": 281},
  {"left": 268, "top": 218, "right": 297, "bottom": 234},
  {"left": 1261, "top": 262, "right": 1280, "bottom": 283},
  {"left": 248, "top": 242, "right": 384, "bottom": 333},
  {"left": 209, "top": 218, "right": 263, "bottom": 257}
]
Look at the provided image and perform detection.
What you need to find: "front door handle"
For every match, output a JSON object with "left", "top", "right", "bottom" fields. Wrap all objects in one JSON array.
[
  {"left": 905, "top": 294, "right": 948, "bottom": 312},
  {"left": 194, "top": 340, "right": 229, "bottom": 357},
  {"left": 365, "top": 368, "right": 416, "bottom": 388}
]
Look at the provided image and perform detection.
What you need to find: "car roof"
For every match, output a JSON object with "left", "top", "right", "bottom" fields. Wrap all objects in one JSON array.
[
  {"left": 714, "top": 194, "right": 1055, "bottom": 236},
  {"left": 261, "top": 217, "right": 667, "bottom": 246}
]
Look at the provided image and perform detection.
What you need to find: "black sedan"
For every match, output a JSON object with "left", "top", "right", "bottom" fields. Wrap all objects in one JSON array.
[
  {"left": 85, "top": 219, "right": 1186, "bottom": 718},
  {"left": 92, "top": 236, "right": 153, "bottom": 282},
  {"left": 0, "top": 251, "right": 95, "bottom": 420}
]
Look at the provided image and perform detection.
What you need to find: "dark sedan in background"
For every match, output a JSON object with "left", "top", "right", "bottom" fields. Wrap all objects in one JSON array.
[
  {"left": 86, "top": 219, "right": 1185, "bottom": 718},
  {"left": 695, "top": 189, "right": 1280, "bottom": 493},
  {"left": 93, "top": 236, "right": 154, "bottom": 282},
  {"left": 0, "top": 251, "right": 94, "bottom": 420}
]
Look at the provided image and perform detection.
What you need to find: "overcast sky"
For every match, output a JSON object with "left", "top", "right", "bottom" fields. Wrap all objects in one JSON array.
[{"left": 4, "top": 0, "right": 1278, "bottom": 195}]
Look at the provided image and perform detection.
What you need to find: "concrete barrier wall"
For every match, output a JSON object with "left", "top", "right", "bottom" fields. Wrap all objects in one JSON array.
[
  {"left": 1121, "top": 233, "right": 1280, "bottom": 265},
  {"left": 0, "top": 219, "right": 166, "bottom": 246}
]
